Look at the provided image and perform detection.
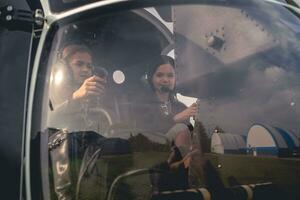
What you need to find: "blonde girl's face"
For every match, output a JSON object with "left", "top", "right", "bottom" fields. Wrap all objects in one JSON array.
[{"left": 69, "top": 52, "right": 93, "bottom": 85}]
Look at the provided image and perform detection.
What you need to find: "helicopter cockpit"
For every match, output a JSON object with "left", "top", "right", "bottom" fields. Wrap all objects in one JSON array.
[
  {"left": 31, "top": 1, "right": 300, "bottom": 200},
  {"left": 46, "top": 10, "right": 172, "bottom": 135}
]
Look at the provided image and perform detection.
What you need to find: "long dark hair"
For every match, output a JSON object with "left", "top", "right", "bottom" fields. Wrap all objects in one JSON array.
[
  {"left": 147, "top": 56, "right": 175, "bottom": 87},
  {"left": 147, "top": 55, "right": 177, "bottom": 101}
]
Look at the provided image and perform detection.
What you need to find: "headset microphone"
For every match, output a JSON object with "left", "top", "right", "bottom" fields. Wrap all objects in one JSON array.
[{"left": 160, "top": 86, "right": 172, "bottom": 93}]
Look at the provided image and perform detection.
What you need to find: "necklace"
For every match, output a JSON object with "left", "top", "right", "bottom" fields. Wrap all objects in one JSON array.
[{"left": 160, "top": 100, "right": 171, "bottom": 116}]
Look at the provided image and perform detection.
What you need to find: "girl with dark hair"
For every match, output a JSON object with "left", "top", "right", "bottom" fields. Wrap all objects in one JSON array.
[
  {"left": 134, "top": 55, "right": 198, "bottom": 136},
  {"left": 133, "top": 56, "right": 199, "bottom": 192}
]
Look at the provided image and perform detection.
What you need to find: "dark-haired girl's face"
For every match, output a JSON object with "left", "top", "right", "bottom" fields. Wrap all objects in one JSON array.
[{"left": 152, "top": 64, "right": 176, "bottom": 93}]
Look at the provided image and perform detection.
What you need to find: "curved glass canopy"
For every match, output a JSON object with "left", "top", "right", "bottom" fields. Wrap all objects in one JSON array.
[{"left": 32, "top": 1, "right": 300, "bottom": 199}]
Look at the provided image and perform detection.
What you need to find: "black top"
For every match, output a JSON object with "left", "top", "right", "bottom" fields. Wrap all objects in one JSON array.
[{"left": 132, "top": 89, "right": 187, "bottom": 134}]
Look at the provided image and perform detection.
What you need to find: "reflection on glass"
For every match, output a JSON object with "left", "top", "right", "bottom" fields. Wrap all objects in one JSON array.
[{"left": 37, "top": 1, "right": 300, "bottom": 200}]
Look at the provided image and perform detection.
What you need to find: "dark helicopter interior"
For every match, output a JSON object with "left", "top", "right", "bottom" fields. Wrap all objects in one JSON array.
[
  {"left": 56, "top": 11, "right": 170, "bottom": 91},
  {"left": 46, "top": 10, "right": 173, "bottom": 135}
]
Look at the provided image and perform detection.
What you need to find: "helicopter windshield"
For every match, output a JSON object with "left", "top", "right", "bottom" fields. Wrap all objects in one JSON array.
[{"left": 35, "top": 1, "right": 300, "bottom": 200}]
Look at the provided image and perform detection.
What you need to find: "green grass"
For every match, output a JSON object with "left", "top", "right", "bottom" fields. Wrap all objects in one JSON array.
[
  {"left": 206, "top": 153, "right": 300, "bottom": 199},
  {"left": 50, "top": 152, "right": 300, "bottom": 199}
]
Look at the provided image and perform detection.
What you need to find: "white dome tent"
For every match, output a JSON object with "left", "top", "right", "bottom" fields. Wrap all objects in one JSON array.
[
  {"left": 247, "top": 124, "right": 300, "bottom": 157},
  {"left": 211, "top": 132, "right": 247, "bottom": 154}
]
